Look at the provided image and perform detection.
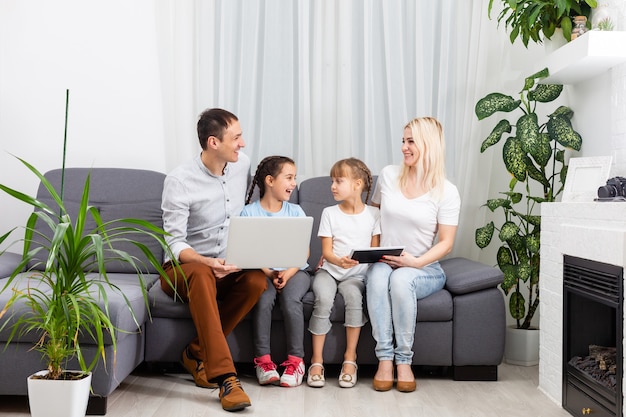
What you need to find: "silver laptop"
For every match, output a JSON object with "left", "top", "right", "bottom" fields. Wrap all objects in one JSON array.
[{"left": 225, "top": 216, "right": 313, "bottom": 269}]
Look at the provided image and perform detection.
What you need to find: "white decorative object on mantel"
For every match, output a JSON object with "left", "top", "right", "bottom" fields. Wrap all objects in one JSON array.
[
  {"left": 562, "top": 156, "right": 613, "bottom": 202},
  {"left": 592, "top": 0, "right": 626, "bottom": 31},
  {"left": 543, "top": 28, "right": 568, "bottom": 54}
]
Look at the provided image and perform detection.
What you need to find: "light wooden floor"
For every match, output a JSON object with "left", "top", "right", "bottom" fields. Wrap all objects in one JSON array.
[{"left": 1, "top": 363, "right": 571, "bottom": 417}]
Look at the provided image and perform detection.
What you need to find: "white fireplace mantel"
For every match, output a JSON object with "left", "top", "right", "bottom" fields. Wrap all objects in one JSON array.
[{"left": 539, "top": 201, "right": 626, "bottom": 409}]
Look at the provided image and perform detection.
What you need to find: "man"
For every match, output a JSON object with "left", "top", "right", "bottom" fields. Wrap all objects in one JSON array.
[{"left": 160, "top": 108, "right": 266, "bottom": 412}]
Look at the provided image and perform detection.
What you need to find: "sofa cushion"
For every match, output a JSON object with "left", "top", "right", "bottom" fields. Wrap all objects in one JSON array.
[
  {"left": 27, "top": 168, "right": 166, "bottom": 275},
  {"left": 417, "top": 289, "right": 453, "bottom": 321},
  {"left": 0, "top": 273, "right": 158, "bottom": 344},
  {"left": 0, "top": 251, "right": 23, "bottom": 278},
  {"left": 442, "top": 257, "right": 503, "bottom": 295},
  {"left": 148, "top": 280, "right": 192, "bottom": 319}
]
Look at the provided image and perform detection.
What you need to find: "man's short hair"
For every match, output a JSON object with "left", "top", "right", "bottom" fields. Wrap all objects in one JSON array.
[{"left": 197, "top": 108, "right": 239, "bottom": 150}]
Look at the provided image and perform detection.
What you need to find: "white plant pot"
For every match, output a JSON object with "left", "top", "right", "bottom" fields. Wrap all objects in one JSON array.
[
  {"left": 544, "top": 28, "right": 568, "bottom": 54},
  {"left": 504, "top": 325, "right": 540, "bottom": 366},
  {"left": 27, "top": 370, "right": 92, "bottom": 417}
]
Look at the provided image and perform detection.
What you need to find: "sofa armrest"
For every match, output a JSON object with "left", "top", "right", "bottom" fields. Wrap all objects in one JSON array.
[
  {"left": 441, "top": 257, "right": 503, "bottom": 295},
  {"left": 0, "top": 252, "right": 23, "bottom": 278}
]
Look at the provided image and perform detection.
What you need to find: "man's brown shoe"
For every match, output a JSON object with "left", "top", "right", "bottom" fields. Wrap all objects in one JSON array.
[
  {"left": 219, "top": 376, "right": 252, "bottom": 412},
  {"left": 181, "top": 347, "right": 218, "bottom": 389}
]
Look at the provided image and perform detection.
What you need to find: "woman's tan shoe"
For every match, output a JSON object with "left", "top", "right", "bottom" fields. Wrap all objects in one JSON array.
[
  {"left": 396, "top": 379, "right": 416, "bottom": 392},
  {"left": 372, "top": 378, "right": 394, "bottom": 391}
]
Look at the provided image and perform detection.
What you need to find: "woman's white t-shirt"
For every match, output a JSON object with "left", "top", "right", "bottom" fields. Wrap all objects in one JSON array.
[{"left": 371, "top": 165, "right": 460, "bottom": 257}]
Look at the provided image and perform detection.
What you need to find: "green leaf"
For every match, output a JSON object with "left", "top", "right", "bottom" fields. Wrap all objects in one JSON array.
[
  {"left": 526, "top": 233, "right": 540, "bottom": 254},
  {"left": 509, "top": 291, "right": 526, "bottom": 320},
  {"left": 560, "top": 15, "right": 572, "bottom": 40},
  {"left": 517, "top": 262, "right": 532, "bottom": 283},
  {"left": 560, "top": 164, "right": 568, "bottom": 185},
  {"left": 475, "top": 222, "right": 495, "bottom": 249},
  {"left": 507, "top": 192, "right": 523, "bottom": 204},
  {"left": 486, "top": 198, "right": 511, "bottom": 211},
  {"left": 503, "top": 137, "right": 527, "bottom": 181},
  {"left": 528, "top": 84, "right": 563, "bottom": 103},
  {"left": 500, "top": 264, "right": 517, "bottom": 294},
  {"left": 481, "top": 119, "right": 511, "bottom": 152},
  {"left": 475, "top": 93, "right": 520, "bottom": 120},
  {"left": 523, "top": 68, "right": 549, "bottom": 91},
  {"left": 530, "top": 133, "right": 552, "bottom": 167},
  {"left": 547, "top": 115, "right": 582, "bottom": 151},
  {"left": 499, "top": 221, "right": 520, "bottom": 241},
  {"left": 552, "top": 105, "right": 574, "bottom": 119},
  {"left": 521, "top": 214, "right": 541, "bottom": 227},
  {"left": 517, "top": 113, "right": 540, "bottom": 153},
  {"left": 525, "top": 156, "right": 550, "bottom": 188},
  {"left": 497, "top": 245, "right": 513, "bottom": 269}
]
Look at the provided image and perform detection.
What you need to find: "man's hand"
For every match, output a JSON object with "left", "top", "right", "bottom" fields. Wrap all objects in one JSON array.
[{"left": 208, "top": 257, "right": 241, "bottom": 279}]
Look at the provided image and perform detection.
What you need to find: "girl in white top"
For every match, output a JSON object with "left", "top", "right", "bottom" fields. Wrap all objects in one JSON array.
[
  {"left": 366, "top": 117, "right": 460, "bottom": 393},
  {"left": 307, "top": 158, "right": 381, "bottom": 388}
]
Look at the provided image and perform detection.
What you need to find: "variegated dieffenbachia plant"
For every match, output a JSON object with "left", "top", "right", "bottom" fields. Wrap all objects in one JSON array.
[{"left": 474, "top": 68, "right": 582, "bottom": 329}]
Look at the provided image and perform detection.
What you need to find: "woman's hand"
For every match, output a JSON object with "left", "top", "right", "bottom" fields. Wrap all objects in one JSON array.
[{"left": 380, "top": 252, "right": 416, "bottom": 269}]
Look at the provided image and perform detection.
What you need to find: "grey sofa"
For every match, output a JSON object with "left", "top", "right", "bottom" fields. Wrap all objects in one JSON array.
[{"left": 0, "top": 167, "right": 505, "bottom": 415}]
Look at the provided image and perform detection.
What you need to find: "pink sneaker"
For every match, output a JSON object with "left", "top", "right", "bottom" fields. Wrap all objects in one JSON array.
[
  {"left": 280, "top": 355, "right": 305, "bottom": 387},
  {"left": 254, "top": 355, "right": 280, "bottom": 385}
]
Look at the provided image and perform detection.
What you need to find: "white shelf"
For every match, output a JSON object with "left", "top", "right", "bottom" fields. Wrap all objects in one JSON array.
[{"left": 537, "top": 31, "right": 626, "bottom": 85}]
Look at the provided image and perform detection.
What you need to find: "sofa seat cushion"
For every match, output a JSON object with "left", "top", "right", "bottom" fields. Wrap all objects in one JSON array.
[
  {"left": 0, "top": 273, "right": 157, "bottom": 344},
  {"left": 148, "top": 281, "right": 192, "bottom": 319},
  {"left": 417, "top": 289, "right": 453, "bottom": 321},
  {"left": 442, "top": 257, "right": 503, "bottom": 295}
]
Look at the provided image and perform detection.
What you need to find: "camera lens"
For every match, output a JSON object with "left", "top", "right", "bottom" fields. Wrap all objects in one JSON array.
[{"left": 598, "top": 185, "right": 617, "bottom": 198}]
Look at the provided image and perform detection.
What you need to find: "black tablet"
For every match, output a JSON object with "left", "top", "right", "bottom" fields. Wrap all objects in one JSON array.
[{"left": 349, "top": 247, "right": 405, "bottom": 263}]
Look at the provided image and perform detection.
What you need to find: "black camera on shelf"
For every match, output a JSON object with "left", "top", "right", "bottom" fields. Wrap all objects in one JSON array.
[{"left": 597, "top": 176, "right": 626, "bottom": 199}]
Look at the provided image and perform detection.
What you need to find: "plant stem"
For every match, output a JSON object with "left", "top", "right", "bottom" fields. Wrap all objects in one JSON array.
[{"left": 61, "top": 89, "right": 69, "bottom": 202}]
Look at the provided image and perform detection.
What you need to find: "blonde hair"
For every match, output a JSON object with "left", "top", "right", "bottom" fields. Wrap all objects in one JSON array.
[
  {"left": 330, "top": 158, "right": 373, "bottom": 203},
  {"left": 400, "top": 117, "right": 446, "bottom": 198}
]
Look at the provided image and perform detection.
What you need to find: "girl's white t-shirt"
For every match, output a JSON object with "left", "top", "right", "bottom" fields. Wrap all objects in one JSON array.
[
  {"left": 371, "top": 164, "right": 460, "bottom": 257},
  {"left": 318, "top": 204, "right": 381, "bottom": 280}
]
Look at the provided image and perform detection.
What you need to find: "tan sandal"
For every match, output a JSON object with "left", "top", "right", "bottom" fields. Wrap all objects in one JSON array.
[
  {"left": 339, "top": 360, "right": 358, "bottom": 388},
  {"left": 307, "top": 363, "right": 325, "bottom": 388}
]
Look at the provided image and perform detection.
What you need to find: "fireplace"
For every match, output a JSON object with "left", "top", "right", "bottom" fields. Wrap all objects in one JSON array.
[
  {"left": 563, "top": 255, "right": 623, "bottom": 417},
  {"left": 539, "top": 202, "right": 626, "bottom": 415}
]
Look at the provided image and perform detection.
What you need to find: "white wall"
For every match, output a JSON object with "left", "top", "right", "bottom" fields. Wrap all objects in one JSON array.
[{"left": 0, "top": 1, "right": 166, "bottom": 249}]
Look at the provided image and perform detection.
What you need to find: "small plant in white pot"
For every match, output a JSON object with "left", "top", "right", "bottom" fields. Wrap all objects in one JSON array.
[
  {"left": 474, "top": 69, "right": 582, "bottom": 365},
  {"left": 0, "top": 92, "right": 175, "bottom": 417}
]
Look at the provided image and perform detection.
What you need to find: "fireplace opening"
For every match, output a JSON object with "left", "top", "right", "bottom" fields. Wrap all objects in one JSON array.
[{"left": 563, "top": 255, "right": 623, "bottom": 417}]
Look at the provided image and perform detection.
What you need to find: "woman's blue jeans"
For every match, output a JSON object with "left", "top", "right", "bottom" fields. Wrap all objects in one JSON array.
[{"left": 365, "top": 261, "right": 446, "bottom": 365}]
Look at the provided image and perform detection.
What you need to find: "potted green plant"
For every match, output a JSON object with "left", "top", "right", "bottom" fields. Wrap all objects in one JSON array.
[
  {"left": 488, "top": 0, "right": 597, "bottom": 47},
  {"left": 473, "top": 68, "right": 582, "bottom": 364},
  {"left": 0, "top": 92, "right": 175, "bottom": 417}
]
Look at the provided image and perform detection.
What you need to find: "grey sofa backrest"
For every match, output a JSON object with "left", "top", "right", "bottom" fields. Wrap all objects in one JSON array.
[
  {"left": 298, "top": 175, "right": 377, "bottom": 271},
  {"left": 28, "top": 168, "right": 166, "bottom": 274}
]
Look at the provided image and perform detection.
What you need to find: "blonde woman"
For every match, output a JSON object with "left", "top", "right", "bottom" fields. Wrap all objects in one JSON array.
[{"left": 366, "top": 117, "right": 460, "bottom": 393}]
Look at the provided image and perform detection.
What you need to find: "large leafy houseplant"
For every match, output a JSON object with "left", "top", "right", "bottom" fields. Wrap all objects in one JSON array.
[
  {"left": 474, "top": 68, "right": 582, "bottom": 329},
  {"left": 489, "top": 0, "right": 597, "bottom": 47},
  {"left": 0, "top": 92, "right": 175, "bottom": 381}
]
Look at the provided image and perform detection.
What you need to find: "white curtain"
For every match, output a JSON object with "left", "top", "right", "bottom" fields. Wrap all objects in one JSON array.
[{"left": 155, "top": 0, "right": 512, "bottom": 259}]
